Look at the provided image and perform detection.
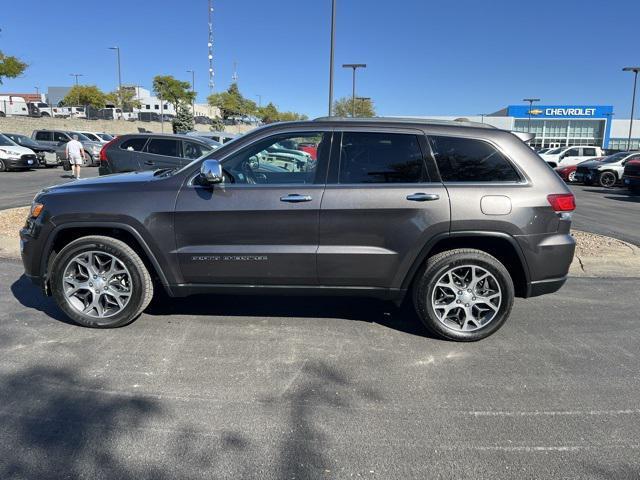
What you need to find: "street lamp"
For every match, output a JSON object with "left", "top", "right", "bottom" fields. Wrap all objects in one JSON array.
[
  {"left": 477, "top": 113, "right": 486, "bottom": 124},
  {"left": 69, "top": 73, "right": 83, "bottom": 86},
  {"left": 342, "top": 63, "right": 367, "bottom": 117},
  {"left": 109, "top": 47, "right": 122, "bottom": 109},
  {"left": 623, "top": 67, "right": 640, "bottom": 150},
  {"left": 187, "top": 69, "right": 195, "bottom": 115},
  {"left": 523, "top": 98, "right": 541, "bottom": 133},
  {"left": 328, "top": 0, "right": 336, "bottom": 116}
]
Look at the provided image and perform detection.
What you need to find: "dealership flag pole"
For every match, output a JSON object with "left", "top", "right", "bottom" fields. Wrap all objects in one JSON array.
[{"left": 523, "top": 98, "right": 540, "bottom": 133}]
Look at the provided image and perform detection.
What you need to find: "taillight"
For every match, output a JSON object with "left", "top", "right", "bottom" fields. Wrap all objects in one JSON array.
[
  {"left": 99, "top": 138, "right": 117, "bottom": 162},
  {"left": 547, "top": 193, "right": 576, "bottom": 212}
]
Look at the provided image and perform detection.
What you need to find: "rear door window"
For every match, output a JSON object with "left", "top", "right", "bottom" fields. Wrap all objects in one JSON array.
[
  {"left": 337, "top": 132, "right": 427, "bottom": 184},
  {"left": 428, "top": 136, "right": 521, "bottom": 182},
  {"left": 182, "top": 140, "right": 210, "bottom": 160},
  {"left": 34, "top": 131, "right": 52, "bottom": 141},
  {"left": 120, "top": 137, "right": 148, "bottom": 151},
  {"left": 53, "top": 131, "right": 70, "bottom": 142},
  {"left": 583, "top": 147, "right": 597, "bottom": 156},
  {"left": 145, "top": 138, "right": 179, "bottom": 157}
]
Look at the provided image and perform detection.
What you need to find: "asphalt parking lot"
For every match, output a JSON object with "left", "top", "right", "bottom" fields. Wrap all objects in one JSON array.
[
  {"left": 1, "top": 257, "right": 639, "bottom": 479},
  {"left": 0, "top": 166, "right": 99, "bottom": 210}
]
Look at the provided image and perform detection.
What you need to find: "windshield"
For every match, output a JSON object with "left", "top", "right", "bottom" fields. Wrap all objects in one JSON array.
[
  {"left": 545, "top": 147, "right": 563, "bottom": 155},
  {"left": 199, "top": 138, "right": 222, "bottom": 148},
  {"left": 601, "top": 152, "right": 630, "bottom": 164},
  {"left": 81, "top": 133, "right": 101, "bottom": 142},
  {"left": 97, "top": 133, "right": 114, "bottom": 141},
  {"left": 8, "top": 134, "right": 39, "bottom": 148},
  {"left": 71, "top": 132, "right": 92, "bottom": 142},
  {"left": 0, "top": 134, "right": 18, "bottom": 147}
]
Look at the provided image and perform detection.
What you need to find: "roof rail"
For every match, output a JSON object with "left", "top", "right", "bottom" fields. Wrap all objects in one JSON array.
[{"left": 312, "top": 116, "right": 496, "bottom": 129}]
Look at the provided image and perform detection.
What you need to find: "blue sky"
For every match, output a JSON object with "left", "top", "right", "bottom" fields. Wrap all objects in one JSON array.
[{"left": 1, "top": 0, "right": 639, "bottom": 118}]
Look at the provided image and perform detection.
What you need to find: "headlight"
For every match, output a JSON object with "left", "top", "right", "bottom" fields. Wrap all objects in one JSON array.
[{"left": 92, "top": 146, "right": 100, "bottom": 153}]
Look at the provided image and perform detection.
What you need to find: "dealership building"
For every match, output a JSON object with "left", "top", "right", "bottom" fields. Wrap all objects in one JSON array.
[{"left": 420, "top": 105, "right": 640, "bottom": 150}]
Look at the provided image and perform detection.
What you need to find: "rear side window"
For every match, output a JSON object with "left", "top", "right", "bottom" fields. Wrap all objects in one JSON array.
[
  {"left": 428, "top": 136, "right": 521, "bottom": 182},
  {"left": 182, "top": 140, "right": 210, "bottom": 159},
  {"left": 145, "top": 138, "right": 178, "bottom": 157},
  {"left": 120, "top": 137, "right": 148, "bottom": 151},
  {"left": 583, "top": 147, "right": 597, "bottom": 156},
  {"left": 34, "top": 131, "right": 52, "bottom": 141},
  {"left": 338, "top": 132, "right": 427, "bottom": 184}
]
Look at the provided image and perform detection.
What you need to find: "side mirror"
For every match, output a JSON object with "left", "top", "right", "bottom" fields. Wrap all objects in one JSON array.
[{"left": 200, "top": 159, "right": 224, "bottom": 185}]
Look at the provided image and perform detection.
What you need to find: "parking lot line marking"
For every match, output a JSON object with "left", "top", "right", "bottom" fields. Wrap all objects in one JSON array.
[{"left": 467, "top": 409, "right": 640, "bottom": 417}]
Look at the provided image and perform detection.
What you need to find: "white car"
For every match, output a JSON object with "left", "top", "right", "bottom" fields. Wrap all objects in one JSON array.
[
  {"left": 0, "top": 134, "right": 38, "bottom": 171},
  {"left": 540, "top": 146, "right": 604, "bottom": 168},
  {"left": 575, "top": 152, "right": 640, "bottom": 187}
]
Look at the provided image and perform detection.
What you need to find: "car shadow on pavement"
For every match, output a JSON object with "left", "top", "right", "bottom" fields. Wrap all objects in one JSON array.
[
  {"left": 0, "top": 365, "right": 255, "bottom": 479},
  {"left": 146, "top": 292, "right": 432, "bottom": 338},
  {"left": 10, "top": 274, "right": 74, "bottom": 325}
]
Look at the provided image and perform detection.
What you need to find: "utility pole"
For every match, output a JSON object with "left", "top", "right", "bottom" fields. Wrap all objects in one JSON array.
[
  {"left": 523, "top": 98, "right": 541, "bottom": 133},
  {"left": 342, "top": 64, "right": 366, "bottom": 117},
  {"left": 623, "top": 67, "right": 640, "bottom": 150},
  {"left": 70, "top": 73, "right": 83, "bottom": 86},
  {"left": 328, "top": 0, "right": 336, "bottom": 116},
  {"left": 187, "top": 69, "right": 196, "bottom": 115},
  {"left": 109, "top": 47, "right": 122, "bottom": 109}
]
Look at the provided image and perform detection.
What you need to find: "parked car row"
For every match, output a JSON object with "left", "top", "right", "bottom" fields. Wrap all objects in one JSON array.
[{"left": 552, "top": 151, "right": 640, "bottom": 191}]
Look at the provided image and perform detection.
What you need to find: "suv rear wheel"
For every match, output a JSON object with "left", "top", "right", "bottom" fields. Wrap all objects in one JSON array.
[
  {"left": 413, "top": 249, "right": 514, "bottom": 341},
  {"left": 598, "top": 171, "right": 617, "bottom": 188},
  {"left": 50, "top": 235, "right": 153, "bottom": 328}
]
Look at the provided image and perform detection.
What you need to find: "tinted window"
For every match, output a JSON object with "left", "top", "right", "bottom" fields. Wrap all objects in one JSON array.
[
  {"left": 565, "top": 148, "right": 579, "bottom": 156},
  {"left": 429, "top": 136, "right": 520, "bottom": 182},
  {"left": 223, "top": 132, "right": 327, "bottom": 184},
  {"left": 583, "top": 148, "right": 597, "bottom": 156},
  {"left": 145, "top": 138, "right": 179, "bottom": 157},
  {"left": 339, "top": 132, "right": 426, "bottom": 184},
  {"left": 53, "top": 131, "right": 69, "bottom": 142},
  {"left": 34, "top": 131, "right": 52, "bottom": 141},
  {"left": 120, "top": 137, "right": 148, "bottom": 151},
  {"left": 182, "top": 140, "right": 210, "bottom": 159}
]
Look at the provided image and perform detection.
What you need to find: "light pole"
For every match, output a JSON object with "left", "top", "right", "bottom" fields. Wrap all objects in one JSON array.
[
  {"left": 623, "top": 67, "right": 640, "bottom": 150},
  {"left": 109, "top": 47, "right": 122, "bottom": 109},
  {"left": 477, "top": 113, "right": 486, "bottom": 124},
  {"left": 342, "top": 63, "right": 366, "bottom": 117},
  {"left": 523, "top": 98, "right": 541, "bottom": 133},
  {"left": 70, "top": 73, "right": 83, "bottom": 86},
  {"left": 328, "top": 0, "right": 336, "bottom": 116},
  {"left": 187, "top": 69, "right": 196, "bottom": 115}
]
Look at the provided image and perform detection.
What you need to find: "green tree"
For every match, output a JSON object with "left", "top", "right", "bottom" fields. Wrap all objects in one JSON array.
[
  {"left": 105, "top": 87, "right": 141, "bottom": 112},
  {"left": 333, "top": 96, "right": 375, "bottom": 117},
  {"left": 152, "top": 75, "right": 195, "bottom": 111},
  {"left": 208, "top": 83, "right": 257, "bottom": 120},
  {"left": 60, "top": 85, "right": 106, "bottom": 108},
  {"left": 0, "top": 51, "right": 27, "bottom": 84},
  {"left": 257, "top": 102, "right": 279, "bottom": 123},
  {"left": 277, "top": 111, "right": 309, "bottom": 122},
  {"left": 172, "top": 103, "right": 195, "bottom": 133}
]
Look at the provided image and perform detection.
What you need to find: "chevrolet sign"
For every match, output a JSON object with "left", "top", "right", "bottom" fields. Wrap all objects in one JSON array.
[{"left": 507, "top": 105, "right": 613, "bottom": 119}]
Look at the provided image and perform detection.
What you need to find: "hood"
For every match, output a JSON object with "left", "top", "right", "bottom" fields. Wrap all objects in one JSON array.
[
  {"left": 40, "top": 170, "right": 159, "bottom": 195},
  {"left": 0, "top": 145, "right": 36, "bottom": 156},
  {"left": 82, "top": 141, "right": 104, "bottom": 148}
]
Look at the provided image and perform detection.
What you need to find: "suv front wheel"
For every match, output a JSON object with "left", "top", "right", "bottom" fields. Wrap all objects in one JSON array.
[
  {"left": 413, "top": 249, "right": 514, "bottom": 341},
  {"left": 50, "top": 236, "right": 153, "bottom": 328}
]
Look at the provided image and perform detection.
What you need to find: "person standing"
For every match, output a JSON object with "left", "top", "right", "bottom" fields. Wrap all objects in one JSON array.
[{"left": 65, "top": 134, "right": 85, "bottom": 179}]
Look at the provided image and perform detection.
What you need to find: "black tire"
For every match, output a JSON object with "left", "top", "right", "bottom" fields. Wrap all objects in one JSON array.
[
  {"left": 83, "top": 152, "right": 93, "bottom": 167},
  {"left": 50, "top": 235, "right": 153, "bottom": 328},
  {"left": 0, "top": 159, "right": 6, "bottom": 172},
  {"left": 598, "top": 171, "right": 617, "bottom": 188},
  {"left": 413, "top": 248, "right": 514, "bottom": 342}
]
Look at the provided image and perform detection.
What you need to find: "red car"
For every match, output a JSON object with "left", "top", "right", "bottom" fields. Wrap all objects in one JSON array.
[{"left": 554, "top": 157, "right": 603, "bottom": 183}]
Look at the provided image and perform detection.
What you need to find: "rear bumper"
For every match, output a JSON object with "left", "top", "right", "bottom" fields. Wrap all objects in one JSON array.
[{"left": 623, "top": 176, "right": 640, "bottom": 187}]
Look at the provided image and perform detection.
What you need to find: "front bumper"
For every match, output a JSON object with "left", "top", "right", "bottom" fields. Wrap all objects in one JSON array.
[
  {"left": 3, "top": 157, "right": 36, "bottom": 169},
  {"left": 623, "top": 176, "right": 640, "bottom": 188}
]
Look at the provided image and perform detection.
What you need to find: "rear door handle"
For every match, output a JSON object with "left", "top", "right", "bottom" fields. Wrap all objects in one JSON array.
[
  {"left": 406, "top": 193, "right": 440, "bottom": 202},
  {"left": 280, "top": 194, "right": 312, "bottom": 203}
]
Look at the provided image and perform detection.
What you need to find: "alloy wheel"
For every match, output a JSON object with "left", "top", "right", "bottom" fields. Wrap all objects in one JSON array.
[
  {"left": 62, "top": 251, "right": 132, "bottom": 318},
  {"left": 599, "top": 172, "right": 616, "bottom": 188},
  {"left": 431, "top": 265, "right": 502, "bottom": 332}
]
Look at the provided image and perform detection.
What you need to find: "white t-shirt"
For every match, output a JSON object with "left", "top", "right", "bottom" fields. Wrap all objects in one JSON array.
[{"left": 66, "top": 139, "right": 84, "bottom": 158}]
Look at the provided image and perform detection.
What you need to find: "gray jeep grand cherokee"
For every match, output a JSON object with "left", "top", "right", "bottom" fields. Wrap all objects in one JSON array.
[{"left": 20, "top": 118, "right": 576, "bottom": 341}]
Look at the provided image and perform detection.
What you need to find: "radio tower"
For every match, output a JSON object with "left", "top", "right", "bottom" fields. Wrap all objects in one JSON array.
[
  {"left": 207, "top": 0, "right": 214, "bottom": 92},
  {"left": 232, "top": 61, "right": 238, "bottom": 83}
]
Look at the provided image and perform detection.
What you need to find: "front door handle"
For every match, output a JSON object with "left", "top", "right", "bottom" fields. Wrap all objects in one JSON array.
[
  {"left": 144, "top": 160, "right": 155, "bottom": 166},
  {"left": 280, "top": 194, "right": 312, "bottom": 203},
  {"left": 406, "top": 193, "right": 440, "bottom": 202}
]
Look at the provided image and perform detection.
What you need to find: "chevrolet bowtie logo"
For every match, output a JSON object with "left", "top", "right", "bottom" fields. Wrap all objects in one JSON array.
[{"left": 528, "top": 109, "right": 543, "bottom": 115}]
